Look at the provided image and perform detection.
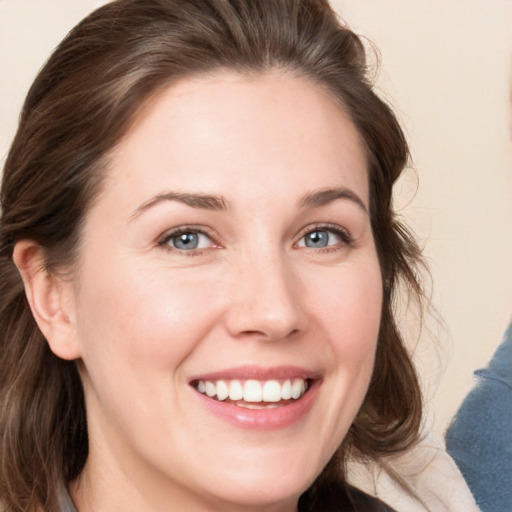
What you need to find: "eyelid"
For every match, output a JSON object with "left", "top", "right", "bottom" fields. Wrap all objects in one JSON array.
[
  {"left": 295, "top": 223, "right": 353, "bottom": 248},
  {"left": 157, "top": 225, "right": 220, "bottom": 253},
  {"left": 156, "top": 222, "right": 353, "bottom": 255}
]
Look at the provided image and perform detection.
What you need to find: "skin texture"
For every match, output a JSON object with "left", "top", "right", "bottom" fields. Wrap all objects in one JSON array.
[{"left": 15, "top": 72, "right": 383, "bottom": 512}]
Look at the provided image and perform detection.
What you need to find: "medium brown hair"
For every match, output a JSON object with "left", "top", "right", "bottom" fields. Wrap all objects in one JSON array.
[{"left": 0, "top": 0, "right": 424, "bottom": 510}]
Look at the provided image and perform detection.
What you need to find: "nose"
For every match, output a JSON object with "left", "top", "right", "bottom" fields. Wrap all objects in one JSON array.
[{"left": 224, "top": 249, "right": 305, "bottom": 342}]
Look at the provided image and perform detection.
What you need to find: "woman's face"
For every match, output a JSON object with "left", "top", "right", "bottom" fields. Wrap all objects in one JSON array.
[{"left": 68, "top": 72, "right": 382, "bottom": 511}]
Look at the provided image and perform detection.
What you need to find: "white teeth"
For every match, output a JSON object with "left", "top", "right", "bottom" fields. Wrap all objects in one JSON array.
[
  {"left": 243, "top": 380, "right": 262, "bottom": 402},
  {"left": 205, "top": 381, "right": 216, "bottom": 397},
  {"left": 216, "top": 380, "right": 229, "bottom": 401},
  {"left": 236, "top": 402, "right": 280, "bottom": 409},
  {"left": 228, "top": 380, "right": 243, "bottom": 400},
  {"left": 281, "top": 380, "right": 292, "bottom": 400},
  {"left": 262, "top": 380, "right": 281, "bottom": 402},
  {"left": 195, "top": 378, "right": 309, "bottom": 403},
  {"left": 291, "top": 379, "right": 304, "bottom": 399}
]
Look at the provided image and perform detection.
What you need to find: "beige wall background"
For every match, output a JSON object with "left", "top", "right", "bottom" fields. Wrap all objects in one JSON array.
[{"left": 1, "top": 0, "right": 511, "bottom": 437}]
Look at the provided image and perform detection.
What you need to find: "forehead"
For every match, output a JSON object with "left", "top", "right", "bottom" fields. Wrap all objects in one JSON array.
[{"left": 102, "top": 71, "right": 369, "bottom": 212}]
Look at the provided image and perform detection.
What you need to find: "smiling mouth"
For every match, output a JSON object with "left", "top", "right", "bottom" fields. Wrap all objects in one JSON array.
[{"left": 191, "top": 378, "right": 312, "bottom": 409}]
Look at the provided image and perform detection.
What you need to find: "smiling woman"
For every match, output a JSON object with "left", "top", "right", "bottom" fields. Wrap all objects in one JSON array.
[{"left": 0, "top": 1, "right": 425, "bottom": 511}]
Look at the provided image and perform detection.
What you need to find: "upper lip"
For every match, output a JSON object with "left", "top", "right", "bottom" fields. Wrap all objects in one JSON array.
[{"left": 188, "top": 365, "right": 321, "bottom": 383}]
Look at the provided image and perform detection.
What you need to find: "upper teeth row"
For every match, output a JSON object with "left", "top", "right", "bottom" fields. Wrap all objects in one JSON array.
[{"left": 196, "top": 379, "right": 307, "bottom": 403}]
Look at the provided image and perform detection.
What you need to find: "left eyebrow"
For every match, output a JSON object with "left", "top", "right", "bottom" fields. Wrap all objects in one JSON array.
[
  {"left": 129, "top": 191, "right": 228, "bottom": 221},
  {"left": 298, "top": 187, "right": 368, "bottom": 213}
]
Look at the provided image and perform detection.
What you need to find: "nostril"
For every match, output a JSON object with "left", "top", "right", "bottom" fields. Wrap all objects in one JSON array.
[{"left": 236, "top": 327, "right": 302, "bottom": 342}]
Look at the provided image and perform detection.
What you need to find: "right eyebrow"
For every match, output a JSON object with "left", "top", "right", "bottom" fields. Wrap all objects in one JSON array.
[{"left": 129, "top": 191, "right": 228, "bottom": 221}]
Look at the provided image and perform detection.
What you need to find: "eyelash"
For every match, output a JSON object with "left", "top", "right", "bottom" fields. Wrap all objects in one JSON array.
[
  {"left": 157, "top": 226, "right": 218, "bottom": 257},
  {"left": 157, "top": 223, "right": 353, "bottom": 256},
  {"left": 295, "top": 223, "right": 354, "bottom": 252}
]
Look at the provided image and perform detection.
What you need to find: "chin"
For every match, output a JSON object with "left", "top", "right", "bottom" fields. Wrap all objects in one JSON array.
[
  {"left": 202, "top": 473, "right": 311, "bottom": 511},
  {"left": 190, "top": 446, "right": 326, "bottom": 510}
]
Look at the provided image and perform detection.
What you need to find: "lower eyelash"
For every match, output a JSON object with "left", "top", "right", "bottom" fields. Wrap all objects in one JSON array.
[
  {"left": 302, "top": 225, "right": 354, "bottom": 247},
  {"left": 156, "top": 224, "right": 353, "bottom": 255},
  {"left": 157, "top": 228, "right": 214, "bottom": 255}
]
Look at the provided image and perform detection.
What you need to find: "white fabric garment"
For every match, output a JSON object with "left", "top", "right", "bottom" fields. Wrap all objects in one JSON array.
[{"left": 348, "top": 433, "right": 482, "bottom": 512}]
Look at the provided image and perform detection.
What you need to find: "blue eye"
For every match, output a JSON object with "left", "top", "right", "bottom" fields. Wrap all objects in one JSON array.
[
  {"left": 304, "top": 230, "right": 330, "bottom": 248},
  {"left": 298, "top": 227, "right": 349, "bottom": 249},
  {"left": 163, "top": 230, "right": 213, "bottom": 251}
]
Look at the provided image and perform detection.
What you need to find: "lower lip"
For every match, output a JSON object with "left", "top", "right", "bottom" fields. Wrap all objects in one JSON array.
[{"left": 192, "top": 381, "right": 320, "bottom": 431}]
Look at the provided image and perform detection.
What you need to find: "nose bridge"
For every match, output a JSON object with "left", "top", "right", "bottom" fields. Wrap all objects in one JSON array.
[{"left": 226, "top": 242, "right": 303, "bottom": 340}]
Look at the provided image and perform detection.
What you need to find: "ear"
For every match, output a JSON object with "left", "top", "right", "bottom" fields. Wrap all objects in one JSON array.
[{"left": 13, "top": 240, "right": 81, "bottom": 360}]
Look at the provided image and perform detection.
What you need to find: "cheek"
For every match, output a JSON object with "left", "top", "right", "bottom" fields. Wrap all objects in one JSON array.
[
  {"left": 74, "top": 260, "right": 223, "bottom": 373},
  {"left": 306, "top": 261, "right": 383, "bottom": 360}
]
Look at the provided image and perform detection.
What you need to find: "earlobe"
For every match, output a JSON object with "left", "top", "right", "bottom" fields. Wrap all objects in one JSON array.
[{"left": 13, "top": 240, "right": 81, "bottom": 360}]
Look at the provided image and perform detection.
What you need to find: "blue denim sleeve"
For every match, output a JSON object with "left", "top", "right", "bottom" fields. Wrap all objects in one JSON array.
[{"left": 445, "top": 322, "right": 512, "bottom": 512}]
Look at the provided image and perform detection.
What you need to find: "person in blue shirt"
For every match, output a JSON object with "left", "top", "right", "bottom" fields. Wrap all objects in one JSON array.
[{"left": 446, "top": 322, "right": 512, "bottom": 512}]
